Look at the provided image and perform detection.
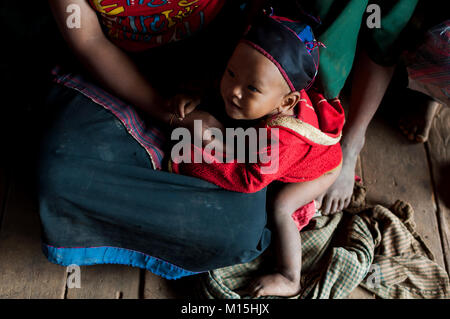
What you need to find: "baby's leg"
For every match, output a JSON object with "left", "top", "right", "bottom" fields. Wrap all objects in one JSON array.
[
  {"left": 248, "top": 207, "right": 302, "bottom": 297},
  {"left": 242, "top": 166, "right": 342, "bottom": 297}
]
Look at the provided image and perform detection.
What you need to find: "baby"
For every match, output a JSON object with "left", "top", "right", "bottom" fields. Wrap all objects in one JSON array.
[{"left": 168, "top": 14, "right": 344, "bottom": 297}]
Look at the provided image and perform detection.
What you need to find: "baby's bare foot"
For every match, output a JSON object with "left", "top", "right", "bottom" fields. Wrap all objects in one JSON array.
[{"left": 245, "top": 273, "right": 301, "bottom": 298}]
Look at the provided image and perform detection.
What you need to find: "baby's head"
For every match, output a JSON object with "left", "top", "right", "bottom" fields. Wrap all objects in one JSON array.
[{"left": 220, "top": 15, "right": 320, "bottom": 120}]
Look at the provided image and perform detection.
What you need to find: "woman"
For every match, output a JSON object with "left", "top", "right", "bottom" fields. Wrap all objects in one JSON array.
[
  {"left": 271, "top": 0, "right": 419, "bottom": 215},
  {"left": 38, "top": 0, "right": 272, "bottom": 279}
]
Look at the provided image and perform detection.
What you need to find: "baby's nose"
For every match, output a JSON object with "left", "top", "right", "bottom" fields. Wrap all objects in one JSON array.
[{"left": 232, "top": 86, "right": 243, "bottom": 100}]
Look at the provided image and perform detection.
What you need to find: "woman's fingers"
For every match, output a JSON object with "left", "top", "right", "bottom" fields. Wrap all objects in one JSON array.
[
  {"left": 186, "top": 98, "right": 201, "bottom": 115},
  {"left": 174, "top": 96, "right": 200, "bottom": 120},
  {"left": 177, "top": 100, "right": 186, "bottom": 119}
]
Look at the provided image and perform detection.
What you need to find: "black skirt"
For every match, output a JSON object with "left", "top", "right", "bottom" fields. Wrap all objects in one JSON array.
[{"left": 37, "top": 84, "right": 271, "bottom": 279}]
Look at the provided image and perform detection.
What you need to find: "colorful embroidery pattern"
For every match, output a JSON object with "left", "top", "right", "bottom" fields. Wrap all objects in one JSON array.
[{"left": 88, "top": 0, "right": 224, "bottom": 51}]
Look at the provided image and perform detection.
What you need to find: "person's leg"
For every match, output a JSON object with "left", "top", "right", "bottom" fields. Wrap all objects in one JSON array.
[
  {"left": 242, "top": 164, "right": 342, "bottom": 297},
  {"left": 247, "top": 208, "right": 302, "bottom": 298},
  {"left": 399, "top": 89, "right": 442, "bottom": 143},
  {"left": 317, "top": 49, "right": 395, "bottom": 215},
  {"left": 38, "top": 84, "right": 271, "bottom": 275}
]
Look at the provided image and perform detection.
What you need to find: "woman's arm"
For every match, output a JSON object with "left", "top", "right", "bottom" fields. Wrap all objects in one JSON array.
[
  {"left": 317, "top": 48, "right": 395, "bottom": 215},
  {"left": 48, "top": 0, "right": 173, "bottom": 124}
]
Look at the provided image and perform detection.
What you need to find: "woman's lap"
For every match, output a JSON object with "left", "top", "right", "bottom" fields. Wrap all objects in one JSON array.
[{"left": 38, "top": 84, "right": 271, "bottom": 276}]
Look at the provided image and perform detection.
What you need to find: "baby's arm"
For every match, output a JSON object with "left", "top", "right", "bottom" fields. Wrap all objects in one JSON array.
[{"left": 268, "top": 162, "right": 342, "bottom": 217}]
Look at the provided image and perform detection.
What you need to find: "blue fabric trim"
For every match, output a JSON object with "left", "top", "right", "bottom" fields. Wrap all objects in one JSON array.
[{"left": 42, "top": 244, "right": 201, "bottom": 280}]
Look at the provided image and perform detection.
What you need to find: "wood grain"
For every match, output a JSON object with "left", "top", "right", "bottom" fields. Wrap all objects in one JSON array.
[
  {"left": 66, "top": 264, "right": 140, "bottom": 299},
  {"left": 360, "top": 114, "right": 445, "bottom": 268},
  {"left": 143, "top": 271, "right": 197, "bottom": 299},
  {"left": 0, "top": 163, "right": 8, "bottom": 230},
  {"left": 0, "top": 170, "right": 67, "bottom": 298},
  {"left": 143, "top": 264, "right": 204, "bottom": 299},
  {"left": 427, "top": 106, "right": 450, "bottom": 273}
]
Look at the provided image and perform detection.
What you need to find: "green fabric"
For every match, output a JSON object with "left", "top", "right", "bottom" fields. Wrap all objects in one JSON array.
[
  {"left": 364, "top": 0, "right": 419, "bottom": 66},
  {"left": 314, "top": 0, "right": 369, "bottom": 99},
  {"left": 198, "top": 184, "right": 450, "bottom": 299},
  {"left": 301, "top": 0, "right": 419, "bottom": 98}
]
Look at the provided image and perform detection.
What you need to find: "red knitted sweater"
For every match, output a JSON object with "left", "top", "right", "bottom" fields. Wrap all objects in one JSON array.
[{"left": 169, "top": 90, "right": 345, "bottom": 194}]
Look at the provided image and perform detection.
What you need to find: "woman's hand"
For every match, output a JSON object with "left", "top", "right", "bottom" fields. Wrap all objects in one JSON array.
[
  {"left": 168, "top": 94, "right": 201, "bottom": 121},
  {"left": 170, "top": 109, "right": 227, "bottom": 151}
]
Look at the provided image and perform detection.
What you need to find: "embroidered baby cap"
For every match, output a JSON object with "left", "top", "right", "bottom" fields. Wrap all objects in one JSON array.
[{"left": 242, "top": 14, "right": 322, "bottom": 92}]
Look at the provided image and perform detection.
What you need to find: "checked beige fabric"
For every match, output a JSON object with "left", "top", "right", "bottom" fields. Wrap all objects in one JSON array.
[{"left": 198, "top": 185, "right": 450, "bottom": 299}]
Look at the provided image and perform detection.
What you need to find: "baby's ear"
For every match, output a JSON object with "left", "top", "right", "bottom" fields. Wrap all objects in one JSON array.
[{"left": 280, "top": 91, "right": 301, "bottom": 113}]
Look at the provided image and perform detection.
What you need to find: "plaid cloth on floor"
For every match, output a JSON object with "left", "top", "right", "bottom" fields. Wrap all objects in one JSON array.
[{"left": 198, "top": 184, "right": 450, "bottom": 299}]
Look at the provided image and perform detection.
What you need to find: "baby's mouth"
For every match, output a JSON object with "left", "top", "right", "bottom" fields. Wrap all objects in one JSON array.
[{"left": 227, "top": 98, "right": 241, "bottom": 109}]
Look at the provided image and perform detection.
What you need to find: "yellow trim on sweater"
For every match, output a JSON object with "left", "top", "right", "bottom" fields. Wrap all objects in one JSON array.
[{"left": 266, "top": 116, "right": 342, "bottom": 146}]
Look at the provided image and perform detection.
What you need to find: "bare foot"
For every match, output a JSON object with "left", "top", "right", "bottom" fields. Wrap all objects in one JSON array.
[
  {"left": 316, "top": 143, "right": 360, "bottom": 215},
  {"left": 244, "top": 273, "right": 301, "bottom": 298},
  {"left": 399, "top": 94, "right": 442, "bottom": 143}
]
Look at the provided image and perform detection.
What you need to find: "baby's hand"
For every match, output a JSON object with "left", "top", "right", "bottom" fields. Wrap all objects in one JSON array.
[{"left": 169, "top": 94, "right": 201, "bottom": 120}]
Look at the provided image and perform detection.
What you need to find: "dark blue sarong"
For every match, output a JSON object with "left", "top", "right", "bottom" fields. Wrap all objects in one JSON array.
[{"left": 37, "top": 83, "right": 271, "bottom": 279}]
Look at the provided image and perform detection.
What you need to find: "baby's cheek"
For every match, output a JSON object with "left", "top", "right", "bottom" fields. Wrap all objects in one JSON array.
[
  {"left": 243, "top": 104, "right": 258, "bottom": 119},
  {"left": 219, "top": 76, "right": 228, "bottom": 96}
]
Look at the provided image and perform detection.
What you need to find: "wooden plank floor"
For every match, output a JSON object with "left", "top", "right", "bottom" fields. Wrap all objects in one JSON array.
[
  {"left": 427, "top": 106, "right": 450, "bottom": 271},
  {"left": 0, "top": 109, "right": 448, "bottom": 299}
]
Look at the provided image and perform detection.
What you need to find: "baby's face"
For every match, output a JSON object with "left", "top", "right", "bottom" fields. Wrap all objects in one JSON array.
[{"left": 220, "top": 42, "right": 290, "bottom": 120}]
